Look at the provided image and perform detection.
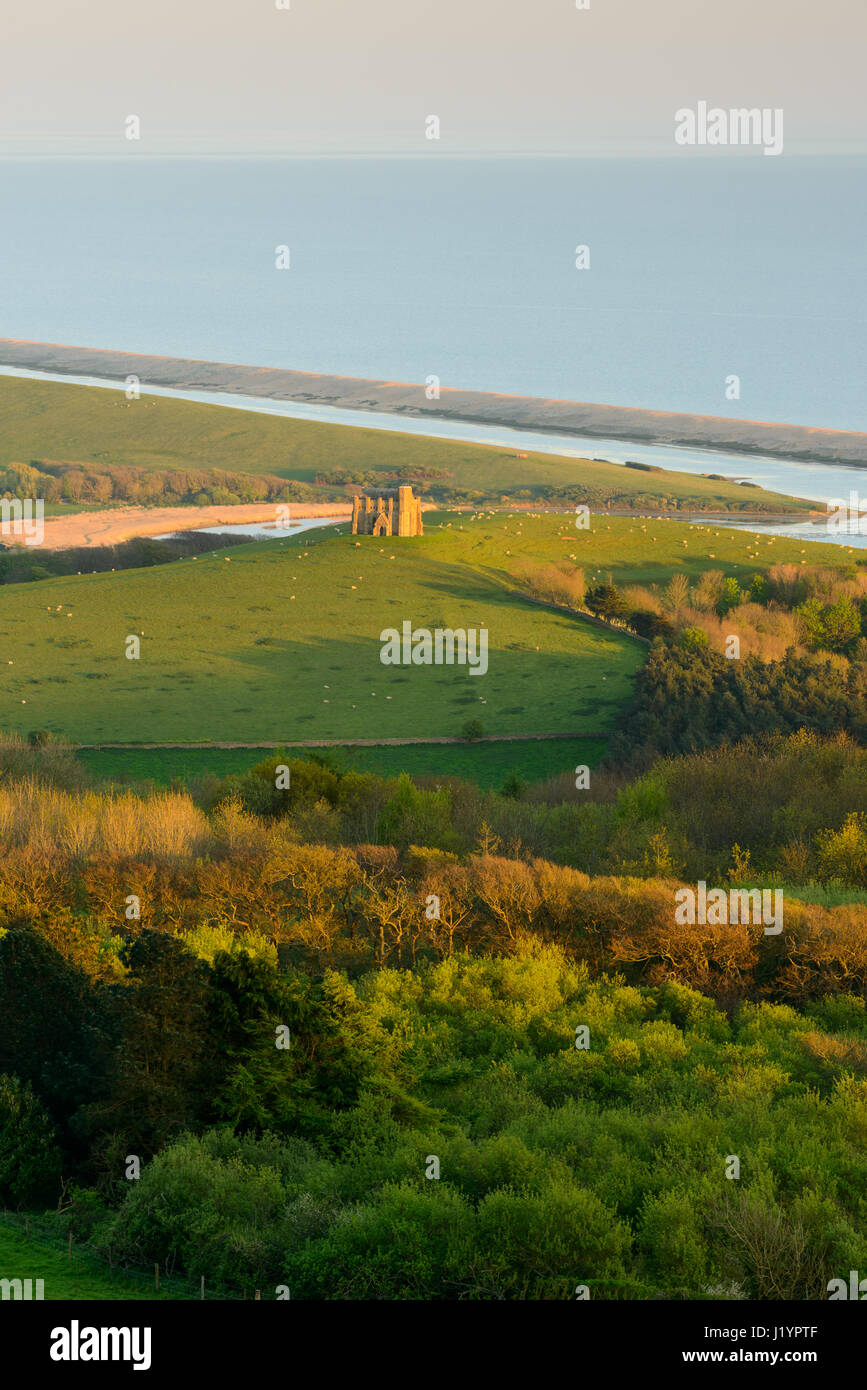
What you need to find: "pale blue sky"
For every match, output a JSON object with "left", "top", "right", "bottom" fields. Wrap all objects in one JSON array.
[{"left": 2, "top": 0, "right": 865, "bottom": 156}]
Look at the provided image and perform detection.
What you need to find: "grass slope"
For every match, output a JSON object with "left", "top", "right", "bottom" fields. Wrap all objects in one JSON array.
[
  {"left": 0, "top": 1223, "right": 181, "bottom": 1301},
  {"left": 420, "top": 511, "right": 862, "bottom": 584},
  {"left": 0, "top": 513, "right": 856, "bottom": 746},
  {"left": 0, "top": 374, "right": 809, "bottom": 510},
  {"left": 0, "top": 515, "right": 644, "bottom": 743}
]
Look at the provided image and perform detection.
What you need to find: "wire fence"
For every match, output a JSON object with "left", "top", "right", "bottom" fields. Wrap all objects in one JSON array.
[
  {"left": 1, "top": 1209, "right": 723, "bottom": 1303},
  {"left": 0, "top": 1209, "right": 265, "bottom": 1301}
]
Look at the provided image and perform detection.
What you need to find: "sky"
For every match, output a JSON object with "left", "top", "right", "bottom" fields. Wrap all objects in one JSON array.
[{"left": 1, "top": 0, "right": 865, "bottom": 156}]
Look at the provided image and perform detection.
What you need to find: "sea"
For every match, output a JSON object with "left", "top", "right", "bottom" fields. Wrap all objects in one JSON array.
[{"left": 0, "top": 155, "right": 864, "bottom": 432}]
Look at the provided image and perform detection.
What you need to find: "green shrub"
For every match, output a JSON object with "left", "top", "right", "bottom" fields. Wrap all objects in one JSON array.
[{"left": 0, "top": 1074, "right": 62, "bottom": 1207}]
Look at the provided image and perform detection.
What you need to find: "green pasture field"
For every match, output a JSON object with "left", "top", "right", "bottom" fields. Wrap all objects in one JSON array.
[
  {"left": 0, "top": 513, "right": 856, "bottom": 746},
  {"left": 0, "top": 373, "right": 810, "bottom": 511},
  {"left": 76, "top": 735, "right": 609, "bottom": 791},
  {"left": 0, "top": 516, "right": 649, "bottom": 744},
  {"left": 418, "top": 510, "right": 861, "bottom": 586}
]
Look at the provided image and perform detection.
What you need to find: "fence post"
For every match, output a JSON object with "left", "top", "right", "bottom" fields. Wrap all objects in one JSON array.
[
  {"left": 200, "top": 1276, "right": 205, "bottom": 1301},
  {"left": 255, "top": 1289, "right": 261, "bottom": 1301},
  {"left": 68, "top": 1231, "right": 73, "bottom": 1260},
  {"left": 154, "top": 1263, "right": 160, "bottom": 1293}
]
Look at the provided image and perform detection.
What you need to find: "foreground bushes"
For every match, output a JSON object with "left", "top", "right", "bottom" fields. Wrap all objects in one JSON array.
[
  {"left": 5, "top": 831, "right": 867, "bottom": 1006},
  {"left": 2, "top": 728, "right": 867, "bottom": 887},
  {"left": 0, "top": 1074, "right": 62, "bottom": 1207},
  {"left": 40, "top": 948, "right": 866, "bottom": 1299}
]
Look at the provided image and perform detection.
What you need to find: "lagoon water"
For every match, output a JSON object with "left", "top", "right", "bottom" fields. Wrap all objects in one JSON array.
[
  {"left": 153, "top": 518, "right": 344, "bottom": 541},
  {"left": 1, "top": 156, "right": 865, "bottom": 431}
]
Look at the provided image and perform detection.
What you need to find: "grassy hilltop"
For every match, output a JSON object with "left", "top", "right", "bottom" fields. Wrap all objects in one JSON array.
[
  {"left": 0, "top": 511, "right": 855, "bottom": 748},
  {"left": 0, "top": 514, "right": 643, "bottom": 745}
]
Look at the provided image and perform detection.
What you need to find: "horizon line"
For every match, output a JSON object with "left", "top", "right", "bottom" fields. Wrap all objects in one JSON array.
[{"left": 2, "top": 146, "right": 866, "bottom": 162}]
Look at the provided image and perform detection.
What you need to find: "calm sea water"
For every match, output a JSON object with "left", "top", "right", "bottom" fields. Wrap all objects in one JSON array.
[{"left": 1, "top": 156, "right": 865, "bottom": 430}]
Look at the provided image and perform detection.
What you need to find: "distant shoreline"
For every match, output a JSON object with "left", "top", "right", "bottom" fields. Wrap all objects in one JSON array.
[{"left": 2, "top": 338, "right": 866, "bottom": 468}]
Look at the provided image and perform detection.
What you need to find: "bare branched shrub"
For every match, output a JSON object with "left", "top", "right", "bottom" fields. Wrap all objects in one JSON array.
[
  {"left": 661, "top": 573, "right": 690, "bottom": 614},
  {"left": 0, "top": 780, "right": 211, "bottom": 862},
  {"left": 209, "top": 796, "right": 268, "bottom": 861},
  {"left": 620, "top": 584, "right": 662, "bottom": 615},
  {"left": 767, "top": 562, "right": 805, "bottom": 606},
  {"left": 512, "top": 562, "right": 586, "bottom": 609},
  {"left": 675, "top": 603, "right": 802, "bottom": 661},
  {"left": 690, "top": 569, "right": 725, "bottom": 613},
  {"left": 0, "top": 734, "right": 84, "bottom": 790},
  {"left": 712, "top": 1193, "right": 831, "bottom": 1300}
]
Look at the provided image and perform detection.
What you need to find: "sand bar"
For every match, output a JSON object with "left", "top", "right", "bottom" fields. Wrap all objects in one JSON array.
[
  {"left": 40, "top": 502, "right": 351, "bottom": 550},
  {"left": 2, "top": 339, "right": 866, "bottom": 468}
]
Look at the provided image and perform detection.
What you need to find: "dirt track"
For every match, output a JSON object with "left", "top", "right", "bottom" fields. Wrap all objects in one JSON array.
[{"left": 77, "top": 732, "right": 607, "bottom": 749}]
